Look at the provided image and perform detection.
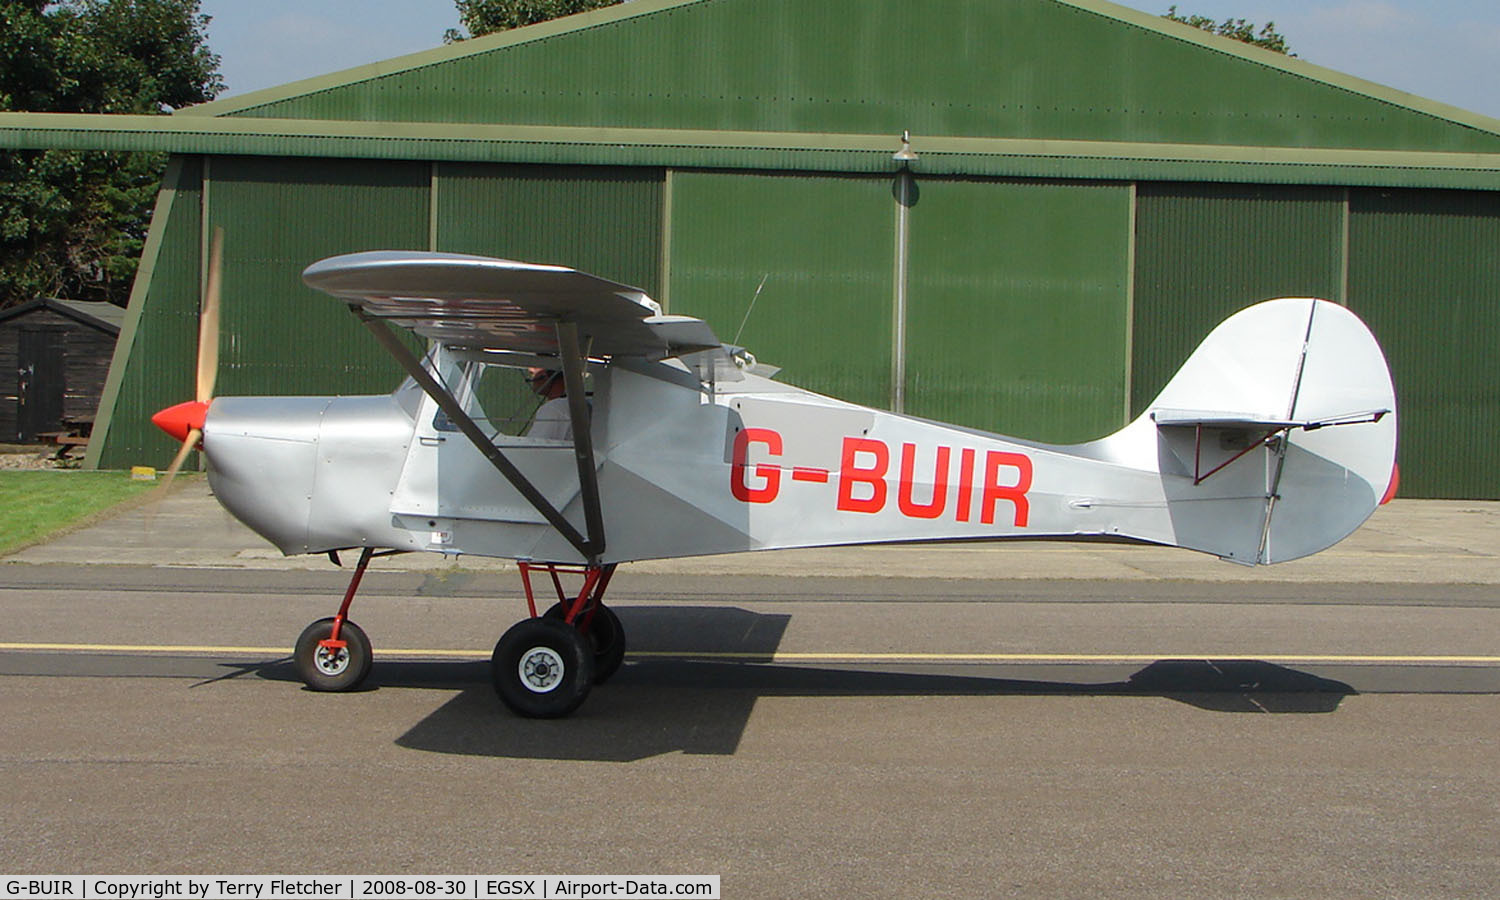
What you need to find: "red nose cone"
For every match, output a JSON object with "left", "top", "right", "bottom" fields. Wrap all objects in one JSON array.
[{"left": 152, "top": 400, "right": 209, "bottom": 443}]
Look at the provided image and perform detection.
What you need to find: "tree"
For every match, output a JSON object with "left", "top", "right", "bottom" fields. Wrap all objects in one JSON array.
[
  {"left": 0, "top": 0, "right": 223, "bottom": 309},
  {"left": 1163, "top": 5, "right": 1293, "bottom": 56},
  {"left": 445, "top": 0, "right": 622, "bottom": 41}
]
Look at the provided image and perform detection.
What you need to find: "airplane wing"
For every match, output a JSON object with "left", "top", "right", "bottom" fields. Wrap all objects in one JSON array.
[{"left": 302, "top": 250, "right": 721, "bottom": 358}]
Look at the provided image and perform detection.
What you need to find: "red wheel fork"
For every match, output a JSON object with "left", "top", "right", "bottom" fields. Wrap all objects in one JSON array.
[
  {"left": 518, "top": 561, "right": 617, "bottom": 626},
  {"left": 320, "top": 547, "right": 375, "bottom": 652}
]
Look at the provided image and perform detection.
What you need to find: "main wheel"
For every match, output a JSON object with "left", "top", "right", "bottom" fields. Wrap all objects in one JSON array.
[
  {"left": 543, "top": 602, "right": 627, "bottom": 684},
  {"left": 294, "top": 617, "right": 373, "bottom": 692},
  {"left": 492, "top": 617, "right": 595, "bottom": 718}
]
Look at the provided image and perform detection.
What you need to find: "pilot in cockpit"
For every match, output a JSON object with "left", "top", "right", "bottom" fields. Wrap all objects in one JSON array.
[{"left": 524, "top": 367, "right": 572, "bottom": 440}]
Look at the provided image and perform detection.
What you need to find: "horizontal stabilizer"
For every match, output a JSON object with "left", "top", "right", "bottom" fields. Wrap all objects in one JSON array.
[{"left": 1150, "top": 407, "right": 1390, "bottom": 431}]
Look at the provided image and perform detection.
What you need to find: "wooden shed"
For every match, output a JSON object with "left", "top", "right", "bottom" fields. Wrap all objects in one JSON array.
[{"left": 0, "top": 298, "right": 124, "bottom": 443}]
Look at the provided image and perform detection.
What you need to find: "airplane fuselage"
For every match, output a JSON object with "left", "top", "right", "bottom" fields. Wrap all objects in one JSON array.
[{"left": 204, "top": 341, "right": 1373, "bottom": 568}]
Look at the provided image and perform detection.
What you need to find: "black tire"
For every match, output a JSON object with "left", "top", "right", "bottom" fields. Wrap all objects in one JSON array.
[
  {"left": 492, "top": 617, "right": 595, "bottom": 718},
  {"left": 294, "top": 617, "right": 373, "bottom": 692},
  {"left": 542, "top": 602, "right": 627, "bottom": 684}
]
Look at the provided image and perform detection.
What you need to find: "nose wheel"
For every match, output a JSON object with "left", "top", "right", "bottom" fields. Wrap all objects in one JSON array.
[
  {"left": 291, "top": 546, "right": 392, "bottom": 692},
  {"left": 294, "top": 616, "right": 373, "bottom": 691}
]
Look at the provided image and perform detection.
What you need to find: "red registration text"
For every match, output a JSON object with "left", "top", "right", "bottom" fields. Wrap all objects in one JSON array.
[{"left": 731, "top": 429, "right": 1032, "bottom": 527}]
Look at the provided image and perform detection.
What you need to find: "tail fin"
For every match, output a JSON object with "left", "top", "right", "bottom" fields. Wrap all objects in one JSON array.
[{"left": 1098, "top": 298, "right": 1396, "bottom": 564}]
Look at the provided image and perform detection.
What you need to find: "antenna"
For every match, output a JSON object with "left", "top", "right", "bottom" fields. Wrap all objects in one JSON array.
[{"left": 732, "top": 273, "right": 770, "bottom": 347}]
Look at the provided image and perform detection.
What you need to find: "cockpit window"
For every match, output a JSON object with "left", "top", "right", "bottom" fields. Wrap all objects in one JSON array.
[{"left": 430, "top": 359, "right": 541, "bottom": 436}]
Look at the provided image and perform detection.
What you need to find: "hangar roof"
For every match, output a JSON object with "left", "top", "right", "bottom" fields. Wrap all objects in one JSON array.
[
  {"left": 185, "top": 0, "right": 1500, "bottom": 151},
  {"left": 2, "top": 0, "right": 1499, "bottom": 187}
]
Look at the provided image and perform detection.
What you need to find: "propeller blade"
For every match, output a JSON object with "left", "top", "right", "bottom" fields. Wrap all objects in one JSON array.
[
  {"left": 147, "top": 229, "right": 220, "bottom": 511},
  {"left": 197, "top": 227, "right": 223, "bottom": 405},
  {"left": 150, "top": 427, "right": 201, "bottom": 502}
]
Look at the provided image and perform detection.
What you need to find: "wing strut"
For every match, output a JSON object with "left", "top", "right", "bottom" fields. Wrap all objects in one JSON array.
[
  {"left": 354, "top": 310, "right": 602, "bottom": 563},
  {"left": 555, "top": 320, "right": 606, "bottom": 558}
]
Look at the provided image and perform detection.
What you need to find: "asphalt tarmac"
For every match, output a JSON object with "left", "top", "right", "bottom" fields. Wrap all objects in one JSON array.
[{"left": 1, "top": 484, "right": 1497, "bottom": 896}]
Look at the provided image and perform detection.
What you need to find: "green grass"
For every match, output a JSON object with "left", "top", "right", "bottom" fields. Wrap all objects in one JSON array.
[{"left": 0, "top": 470, "right": 161, "bottom": 556}]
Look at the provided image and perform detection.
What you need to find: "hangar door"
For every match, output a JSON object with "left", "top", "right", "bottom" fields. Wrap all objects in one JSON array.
[
  {"left": 667, "top": 171, "right": 1132, "bottom": 443},
  {"left": 905, "top": 178, "right": 1131, "bottom": 442},
  {"left": 666, "top": 172, "right": 894, "bottom": 411},
  {"left": 1130, "top": 183, "right": 1345, "bottom": 417},
  {"left": 1348, "top": 188, "right": 1500, "bottom": 499},
  {"left": 1132, "top": 183, "right": 1500, "bottom": 498}
]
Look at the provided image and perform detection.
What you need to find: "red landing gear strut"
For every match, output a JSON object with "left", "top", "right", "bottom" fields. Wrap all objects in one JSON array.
[
  {"left": 290, "top": 552, "right": 624, "bottom": 718},
  {"left": 291, "top": 547, "right": 404, "bottom": 693},
  {"left": 491, "top": 562, "right": 625, "bottom": 718}
]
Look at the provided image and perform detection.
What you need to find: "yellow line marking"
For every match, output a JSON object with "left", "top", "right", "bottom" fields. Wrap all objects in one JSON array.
[
  {"left": 633, "top": 652, "right": 1500, "bottom": 664},
  {"left": 0, "top": 642, "right": 294, "bottom": 655},
  {"left": 0, "top": 642, "right": 483, "bottom": 657},
  {"left": 1, "top": 643, "right": 1498, "bottom": 665}
]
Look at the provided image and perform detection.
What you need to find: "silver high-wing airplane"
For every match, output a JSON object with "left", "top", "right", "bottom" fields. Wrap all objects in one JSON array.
[{"left": 151, "top": 249, "right": 1397, "bottom": 717}]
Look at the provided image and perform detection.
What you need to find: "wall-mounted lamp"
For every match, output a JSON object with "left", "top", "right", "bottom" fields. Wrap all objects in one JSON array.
[{"left": 893, "top": 130, "right": 918, "bottom": 164}]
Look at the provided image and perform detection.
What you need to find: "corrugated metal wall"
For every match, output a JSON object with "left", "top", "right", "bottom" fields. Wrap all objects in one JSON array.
[
  {"left": 1348, "top": 188, "right": 1500, "bottom": 498},
  {"left": 435, "top": 163, "right": 663, "bottom": 294},
  {"left": 207, "top": 157, "right": 429, "bottom": 399},
  {"left": 906, "top": 177, "right": 1131, "bottom": 441},
  {"left": 97, "top": 156, "right": 1500, "bottom": 499},
  {"left": 96, "top": 158, "right": 204, "bottom": 469},
  {"left": 1131, "top": 183, "right": 1345, "bottom": 415},
  {"left": 666, "top": 171, "right": 894, "bottom": 410},
  {"left": 230, "top": 0, "right": 1500, "bottom": 155},
  {"left": 665, "top": 171, "right": 1133, "bottom": 439},
  {"left": 1132, "top": 182, "right": 1500, "bottom": 498}
]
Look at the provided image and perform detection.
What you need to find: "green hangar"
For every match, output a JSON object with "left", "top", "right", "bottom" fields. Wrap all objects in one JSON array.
[{"left": 3, "top": 0, "right": 1498, "bottom": 497}]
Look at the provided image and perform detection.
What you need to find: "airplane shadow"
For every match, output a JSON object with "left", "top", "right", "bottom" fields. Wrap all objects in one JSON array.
[{"left": 245, "top": 606, "right": 1358, "bottom": 762}]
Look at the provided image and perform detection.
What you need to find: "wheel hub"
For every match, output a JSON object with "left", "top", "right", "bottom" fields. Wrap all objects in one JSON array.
[
  {"left": 314, "top": 644, "right": 350, "bottom": 676},
  {"left": 519, "top": 646, "right": 565, "bottom": 693}
]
